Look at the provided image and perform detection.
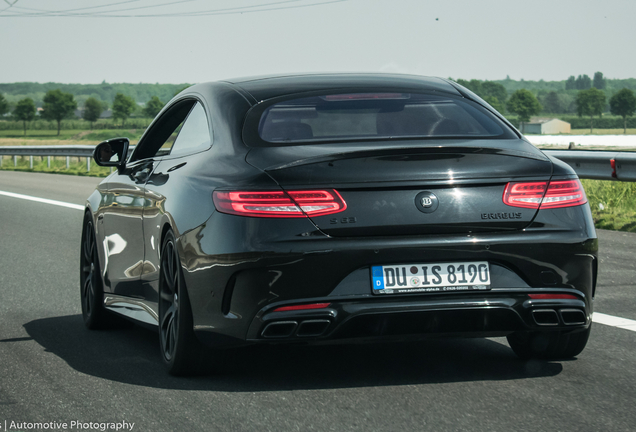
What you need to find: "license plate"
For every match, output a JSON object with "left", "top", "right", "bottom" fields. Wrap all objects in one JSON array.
[{"left": 371, "top": 262, "right": 490, "bottom": 294}]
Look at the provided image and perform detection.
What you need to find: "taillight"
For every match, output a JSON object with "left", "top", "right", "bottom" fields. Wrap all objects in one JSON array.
[
  {"left": 213, "top": 189, "right": 346, "bottom": 218},
  {"left": 503, "top": 179, "right": 587, "bottom": 209}
]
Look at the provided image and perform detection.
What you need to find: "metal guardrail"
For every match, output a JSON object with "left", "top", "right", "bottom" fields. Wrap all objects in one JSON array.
[
  {"left": 0, "top": 145, "right": 97, "bottom": 157},
  {"left": 543, "top": 150, "right": 636, "bottom": 182},
  {"left": 0, "top": 145, "right": 635, "bottom": 181},
  {"left": 0, "top": 145, "right": 135, "bottom": 171},
  {"left": 0, "top": 145, "right": 96, "bottom": 170}
]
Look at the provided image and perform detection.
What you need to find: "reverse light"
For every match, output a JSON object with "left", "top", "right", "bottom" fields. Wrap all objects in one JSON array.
[
  {"left": 213, "top": 189, "right": 346, "bottom": 218},
  {"left": 273, "top": 303, "right": 331, "bottom": 312},
  {"left": 528, "top": 294, "right": 580, "bottom": 300},
  {"left": 503, "top": 179, "right": 587, "bottom": 209}
]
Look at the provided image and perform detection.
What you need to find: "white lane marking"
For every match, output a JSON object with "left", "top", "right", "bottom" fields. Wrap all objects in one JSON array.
[
  {"left": 594, "top": 312, "right": 636, "bottom": 332},
  {"left": 0, "top": 190, "right": 84, "bottom": 211}
]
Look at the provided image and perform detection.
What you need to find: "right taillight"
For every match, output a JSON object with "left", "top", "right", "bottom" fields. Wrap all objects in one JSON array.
[{"left": 503, "top": 179, "right": 587, "bottom": 209}]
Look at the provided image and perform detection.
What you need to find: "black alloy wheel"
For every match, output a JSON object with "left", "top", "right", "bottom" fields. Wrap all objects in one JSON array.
[
  {"left": 507, "top": 325, "right": 592, "bottom": 360},
  {"left": 80, "top": 213, "right": 109, "bottom": 329},
  {"left": 158, "top": 230, "right": 211, "bottom": 375}
]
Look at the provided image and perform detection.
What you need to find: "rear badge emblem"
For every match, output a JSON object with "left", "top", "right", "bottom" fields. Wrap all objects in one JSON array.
[{"left": 415, "top": 191, "right": 439, "bottom": 213}]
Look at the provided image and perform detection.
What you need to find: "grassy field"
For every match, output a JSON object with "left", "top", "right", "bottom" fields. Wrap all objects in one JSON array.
[
  {"left": 570, "top": 128, "right": 636, "bottom": 135},
  {"left": 582, "top": 179, "right": 636, "bottom": 233},
  {"left": 0, "top": 155, "right": 112, "bottom": 177}
]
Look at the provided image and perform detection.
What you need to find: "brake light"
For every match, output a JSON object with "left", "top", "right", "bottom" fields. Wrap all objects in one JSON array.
[
  {"left": 503, "top": 179, "right": 587, "bottom": 209},
  {"left": 528, "top": 294, "right": 580, "bottom": 300},
  {"left": 273, "top": 303, "right": 331, "bottom": 312},
  {"left": 322, "top": 93, "right": 409, "bottom": 101},
  {"left": 213, "top": 189, "right": 346, "bottom": 218}
]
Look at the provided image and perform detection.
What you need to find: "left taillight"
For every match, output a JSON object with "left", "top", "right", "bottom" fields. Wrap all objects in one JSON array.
[
  {"left": 213, "top": 189, "right": 347, "bottom": 218},
  {"left": 503, "top": 179, "right": 587, "bottom": 209}
]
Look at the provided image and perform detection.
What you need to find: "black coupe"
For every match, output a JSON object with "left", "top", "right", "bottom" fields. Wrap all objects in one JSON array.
[{"left": 82, "top": 74, "right": 597, "bottom": 375}]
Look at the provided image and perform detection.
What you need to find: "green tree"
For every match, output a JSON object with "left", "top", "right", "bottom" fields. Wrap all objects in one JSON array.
[
  {"left": 575, "top": 74, "right": 592, "bottom": 90},
  {"left": 565, "top": 75, "right": 576, "bottom": 90},
  {"left": 82, "top": 97, "right": 104, "bottom": 129},
  {"left": 593, "top": 72, "right": 606, "bottom": 90},
  {"left": 13, "top": 98, "right": 36, "bottom": 136},
  {"left": 0, "top": 93, "right": 9, "bottom": 117},
  {"left": 609, "top": 88, "right": 636, "bottom": 134},
  {"left": 541, "top": 91, "right": 563, "bottom": 113},
  {"left": 481, "top": 81, "right": 508, "bottom": 111},
  {"left": 576, "top": 88, "right": 607, "bottom": 133},
  {"left": 506, "top": 89, "right": 542, "bottom": 132},
  {"left": 41, "top": 89, "right": 77, "bottom": 136},
  {"left": 112, "top": 93, "right": 136, "bottom": 127},
  {"left": 143, "top": 96, "right": 164, "bottom": 118},
  {"left": 484, "top": 96, "right": 504, "bottom": 114}
]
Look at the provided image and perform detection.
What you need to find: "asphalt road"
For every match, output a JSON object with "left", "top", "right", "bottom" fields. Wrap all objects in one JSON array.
[{"left": 1, "top": 170, "right": 635, "bottom": 432}]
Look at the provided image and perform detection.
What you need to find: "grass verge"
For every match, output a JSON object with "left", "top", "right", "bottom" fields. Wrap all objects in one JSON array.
[
  {"left": 582, "top": 179, "right": 636, "bottom": 233},
  {"left": 570, "top": 128, "right": 636, "bottom": 135},
  {"left": 0, "top": 156, "right": 111, "bottom": 177}
]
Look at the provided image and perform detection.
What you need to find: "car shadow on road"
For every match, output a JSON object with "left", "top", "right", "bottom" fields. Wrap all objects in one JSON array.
[{"left": 24, "top": 314, "right": 563, "bottom": 391}]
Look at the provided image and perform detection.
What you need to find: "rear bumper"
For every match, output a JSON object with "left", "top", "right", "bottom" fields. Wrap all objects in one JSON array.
[
  {"left": 182, "top": 207, "right": 597, "bottom": 349},
  {"left": 245, "top": 289, "right": 591, "bottom": 344}
]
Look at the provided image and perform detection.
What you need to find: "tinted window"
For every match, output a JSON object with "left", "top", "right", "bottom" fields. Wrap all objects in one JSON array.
[
  {"left": 131, "top": 100, "right": 211, "bottom": 161},
  {"left": 132, "top": 100, "right": 196, "bottom": 161},
  {"left": 256, "top": 93, "right": 515, "bottom": 145},
  {"left": 170, "top": 102, "right": 211, "bottom": 157}
]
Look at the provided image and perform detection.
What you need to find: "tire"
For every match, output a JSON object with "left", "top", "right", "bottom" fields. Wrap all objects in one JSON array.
[
  {"left": 80, "top": 213, "right": 110, "bottom": 329},
  {"left": 507, "top": 324, "right": 592, "bottom": 360},
  {"left": 158, "top": 230, "right": 219, "bottom": 375}
]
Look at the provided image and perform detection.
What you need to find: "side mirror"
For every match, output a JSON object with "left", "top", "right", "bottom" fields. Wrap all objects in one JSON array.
[{"left": 94, "top": 138, "right": 129, "bottom": 170}]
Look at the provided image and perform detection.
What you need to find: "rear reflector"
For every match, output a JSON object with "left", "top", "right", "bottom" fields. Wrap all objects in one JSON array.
[
  {"left": 528, "top": 294, "right": 580, "bottom": 300},
  {"left": 213, "top": 189, "right": 346, "bottom": 218},
  {"left": 503, "top": 179, "right": 587, "bottom": 209},
  {"left": 273, "top": 303, "right": 331, "bottom": 312}
]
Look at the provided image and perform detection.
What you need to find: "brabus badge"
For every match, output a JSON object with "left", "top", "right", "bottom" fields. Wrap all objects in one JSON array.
[{"left": 415, "top": 191, "right": 439, "bottom": 213}]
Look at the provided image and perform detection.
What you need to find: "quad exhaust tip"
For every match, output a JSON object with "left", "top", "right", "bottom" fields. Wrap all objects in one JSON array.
[
  {"left": 261, "top": 319, "right": 331, "bottom": 338},
  {"left": 559, "top": 309, "right": 587, "bottom": 325},
  {"left": 532, "top": 309, "right": 559, "bottom": 326},
  {"left": 262, "top": 321, "right": 298, "bottom": 338},
  {"left": 532, "top": 308, "right": 587, "bottom": 326}
]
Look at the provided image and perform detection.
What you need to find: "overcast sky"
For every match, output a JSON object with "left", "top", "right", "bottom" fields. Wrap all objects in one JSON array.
[{"left": 0, "top": 0, "right": 634, "bottom": 84}]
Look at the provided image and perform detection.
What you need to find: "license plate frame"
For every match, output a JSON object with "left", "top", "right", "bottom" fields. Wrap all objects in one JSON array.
[{"left": 371, "top": 261, "right": 491, "bottom": 295}]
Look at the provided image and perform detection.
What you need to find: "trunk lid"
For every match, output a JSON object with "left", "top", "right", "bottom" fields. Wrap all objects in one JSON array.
[{"left": 246, "top": 140, "right": 553, "bottom": 236}]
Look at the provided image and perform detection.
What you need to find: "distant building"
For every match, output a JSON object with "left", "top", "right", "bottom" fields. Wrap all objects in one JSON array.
[{"left": 521, "top": 118, "right": 571, "bottom": 134}]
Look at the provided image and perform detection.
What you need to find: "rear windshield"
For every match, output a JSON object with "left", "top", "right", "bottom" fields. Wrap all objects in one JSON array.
[{"left": 254, "top": 93, "right": 515, "bottom": 145}]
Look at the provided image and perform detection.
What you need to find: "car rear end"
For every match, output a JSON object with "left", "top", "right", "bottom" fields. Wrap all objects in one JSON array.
[{"left": 188, "top": 77, "right": 596, "bottom": 358}]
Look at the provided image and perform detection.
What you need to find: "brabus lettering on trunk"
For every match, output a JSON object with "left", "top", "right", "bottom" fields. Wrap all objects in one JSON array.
[{"left": 481, "top": 212, "right": 523, "bottom": 220}]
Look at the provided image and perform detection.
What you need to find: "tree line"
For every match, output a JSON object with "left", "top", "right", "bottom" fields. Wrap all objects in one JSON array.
[
  {"left": 1, "top": 75, "right": 636, "bottom": 135},
  {"left": 0, "top": 89, "right": 185, "bottom": 136},
  {"left": 452, "top": 73, "right": 636, "bottom": 133},
  {"left": 0, "top": 82, "right": 189, "bottom": 107}
]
